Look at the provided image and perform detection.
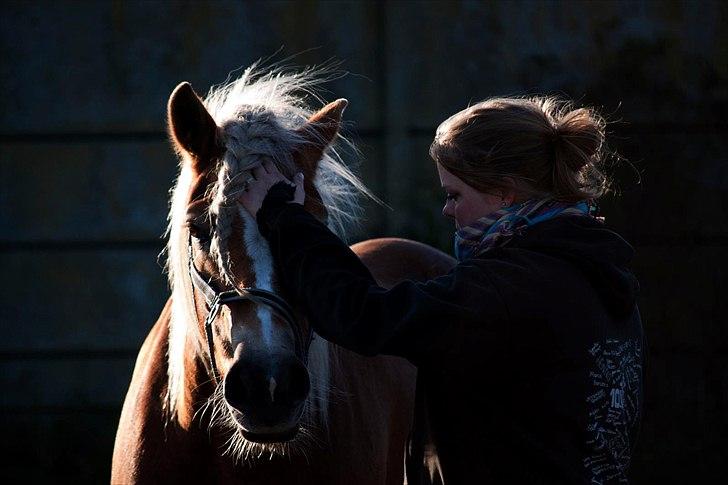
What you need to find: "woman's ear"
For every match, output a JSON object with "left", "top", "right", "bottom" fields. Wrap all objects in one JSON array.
[
  {"left": 167, "top": 82, "right": 220, "bottom": 174},
  {"left": 499, "top": 177, "right": 519, "bottom": 206},
  {"left": 294, "top": 98, "right": 348, "bottom": 178}
]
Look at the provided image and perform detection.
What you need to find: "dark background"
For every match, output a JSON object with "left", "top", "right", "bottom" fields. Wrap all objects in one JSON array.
[{"left": 1, "top": 1, "right": 726, "bottom": 483}]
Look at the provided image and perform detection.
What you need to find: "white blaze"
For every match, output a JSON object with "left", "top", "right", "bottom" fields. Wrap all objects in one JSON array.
[
  {"left": 269, "top": 376, "right": 277, "bottom": 402},
  {"left": 239, "top": 207, "right": 275, "bottom": 347}
]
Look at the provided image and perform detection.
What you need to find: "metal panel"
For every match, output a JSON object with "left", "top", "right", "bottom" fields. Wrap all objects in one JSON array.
[
  {"left": 0, "top": 0, "right": 382, "bottom": 133},
  {"left": 0, "top": 358, "right": 136, "bottom": 408},
  {"left": 384, "top": 1, "right": 727, "bottom": 129},
  {"left": 0, "top": 140, "right": 176, "bottom": 242},
  {"left": 0, "top": 250, "right": 167, "bottom": 352},
  {"left": 0, "top": 411, "right": 120, "bottom": 483}
]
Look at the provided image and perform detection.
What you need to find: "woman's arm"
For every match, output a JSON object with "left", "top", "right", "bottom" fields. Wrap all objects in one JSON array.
[
  {"left": 254, "top": 181, "right": 508, "bottom": 364},
  {"left": 237, "top": 162, "right": 508, "bottom": 364}
]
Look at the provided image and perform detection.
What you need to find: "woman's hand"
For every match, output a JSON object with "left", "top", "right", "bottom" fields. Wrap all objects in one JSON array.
[{"left": 238, "top": 160, "right": 305, "bottom": 218}]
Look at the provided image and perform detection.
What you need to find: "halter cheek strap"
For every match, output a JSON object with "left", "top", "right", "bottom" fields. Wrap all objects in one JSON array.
[{"left": 187, "top": 238, "right": 310, "bottom": 382}]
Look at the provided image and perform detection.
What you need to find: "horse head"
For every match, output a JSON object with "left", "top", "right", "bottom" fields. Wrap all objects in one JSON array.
[{"left": 163, "top": 69, "right": 361, "bottom": 458}]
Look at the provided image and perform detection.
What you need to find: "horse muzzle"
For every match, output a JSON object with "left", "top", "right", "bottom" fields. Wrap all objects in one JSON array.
[{"left": 223, "top": 353, "right": 310, "bottom": 442}]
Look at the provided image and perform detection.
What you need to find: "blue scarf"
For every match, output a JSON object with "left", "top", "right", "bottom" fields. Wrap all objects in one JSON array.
[{"left": 454, "top": 198, "right": 599, "bottom": 261}]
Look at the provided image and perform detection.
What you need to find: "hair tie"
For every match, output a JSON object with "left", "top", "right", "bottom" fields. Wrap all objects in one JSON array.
[
  {"left": 548, "top": 125, "right": 561, "bottom": 167},
  {"left": 550, "top": 122, "right": 561, "bottom": 142}
]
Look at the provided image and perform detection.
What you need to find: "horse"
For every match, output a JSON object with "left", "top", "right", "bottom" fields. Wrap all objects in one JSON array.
[{"left": 112, "top": 65, "right": 455, "bottom": 484}]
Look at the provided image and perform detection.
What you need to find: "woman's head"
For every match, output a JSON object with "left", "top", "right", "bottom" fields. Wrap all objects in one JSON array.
[{"left": 430, "top": 96, "right": 609, "bottom": 227}]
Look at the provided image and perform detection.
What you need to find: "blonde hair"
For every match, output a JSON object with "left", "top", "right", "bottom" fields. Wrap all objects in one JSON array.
[{"left": 429, "top": 96, "right": 610, "bottom": 202}]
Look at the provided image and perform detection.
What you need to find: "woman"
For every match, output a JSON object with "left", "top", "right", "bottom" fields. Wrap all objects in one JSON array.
[{"left": 240, "top": 97, "right": 644, "bottom": 484}]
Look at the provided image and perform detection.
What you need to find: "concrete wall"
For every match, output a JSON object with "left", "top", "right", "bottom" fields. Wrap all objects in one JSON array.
[{"left": 1, "top": 1, "right": 726, "bottom": 482}]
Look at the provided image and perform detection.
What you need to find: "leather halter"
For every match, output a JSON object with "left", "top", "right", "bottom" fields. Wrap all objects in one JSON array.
[{"left": 187, "top": 238, "right": 309, "bottom": 382}]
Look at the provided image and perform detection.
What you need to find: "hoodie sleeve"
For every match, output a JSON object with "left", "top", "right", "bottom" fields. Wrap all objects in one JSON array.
[{"left": 256, "top": 183, "right": 508, "bottom": 365}]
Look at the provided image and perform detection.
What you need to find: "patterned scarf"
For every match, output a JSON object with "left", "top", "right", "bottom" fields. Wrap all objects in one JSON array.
[{"left": 454, "top": 197, "right": 600, "bottom": 261}]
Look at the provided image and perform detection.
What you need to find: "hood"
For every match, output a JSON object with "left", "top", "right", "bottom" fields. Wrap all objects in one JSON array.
[{"left": 514, "top": 216, "right": 640, "bottom": 319}]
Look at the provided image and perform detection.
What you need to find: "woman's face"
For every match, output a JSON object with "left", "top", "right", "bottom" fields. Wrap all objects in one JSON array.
[{"left": 437, "top": 163, "right": 505, "bottom": 229}]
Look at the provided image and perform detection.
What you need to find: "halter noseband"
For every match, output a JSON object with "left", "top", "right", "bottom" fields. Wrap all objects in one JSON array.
[{"left": 187, "top": 238, "right": 309, "bottom": 382}]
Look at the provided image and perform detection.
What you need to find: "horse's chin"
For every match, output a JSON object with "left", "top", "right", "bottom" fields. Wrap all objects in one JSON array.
[
  {"left": 240, "top": 427, "right": 299, "bottom": 443},
  {"left": 227, "top": 406, "right": 304, "bottom": 444}
]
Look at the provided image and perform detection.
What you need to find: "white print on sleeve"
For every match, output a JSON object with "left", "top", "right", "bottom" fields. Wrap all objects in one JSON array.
[{"left": 584, "top": 338, "right": 642, "bottom": 484}]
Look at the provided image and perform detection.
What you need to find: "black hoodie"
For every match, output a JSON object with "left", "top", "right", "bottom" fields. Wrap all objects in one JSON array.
[{"left": 257, "top": 184, "right": 645, "bottom": 484}]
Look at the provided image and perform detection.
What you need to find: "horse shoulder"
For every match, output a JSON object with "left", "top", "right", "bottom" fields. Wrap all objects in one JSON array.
[
  {"left": 111, "top": 299, "right": 208, "bottom": 484},
  {"left": 351, "top": 237, "right": 456, "bottom": 287}
]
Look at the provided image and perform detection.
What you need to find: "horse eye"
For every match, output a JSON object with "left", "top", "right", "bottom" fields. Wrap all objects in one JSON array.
[{"left": 186, "top": 220, "right": 211, "bottom": 242}]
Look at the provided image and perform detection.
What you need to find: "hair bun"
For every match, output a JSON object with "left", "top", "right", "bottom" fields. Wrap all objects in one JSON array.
[{"left": 552, "top": 107, "right": 605, "bottom": 172}]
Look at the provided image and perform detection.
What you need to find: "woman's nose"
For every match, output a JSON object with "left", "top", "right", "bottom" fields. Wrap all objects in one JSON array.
[{"left": 442, "top": 203, "right": 453, "bottom": 219}]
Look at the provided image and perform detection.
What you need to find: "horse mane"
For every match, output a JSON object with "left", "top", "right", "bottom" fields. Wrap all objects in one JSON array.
[{"left": 164, "top": 64, "right": 371, "bottom": 429}]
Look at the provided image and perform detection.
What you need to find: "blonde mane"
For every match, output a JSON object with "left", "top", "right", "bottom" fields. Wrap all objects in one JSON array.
[{"left": 164, "top": 64, "right": 370, "bottom": 441}]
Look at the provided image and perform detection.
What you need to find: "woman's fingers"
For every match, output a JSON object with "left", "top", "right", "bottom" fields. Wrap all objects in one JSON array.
[
  {"left": 261, "top": 159, "right": 275, "bottom": 174},
  {"left": 251, "top": 164, "right": 268, "bottom": 181},
  {"left": 237, "top": 164, "right": 306, "bottom": 218},
  {"left": 251, "top": 160, "right": 289, "bottom": 185},
  {"left": 262, "top": 160, "right": 286, "bottom": 181},
  {"left": 293, "top": 172, "right": 305, "bottom": 205}
]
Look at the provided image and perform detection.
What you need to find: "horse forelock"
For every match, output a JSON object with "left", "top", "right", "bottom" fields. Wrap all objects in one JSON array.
[
  {"left": 204, "top": 63, "right": 372, "bottom": 240},
  {"left": 164, "top": 64, "right": 366, "bottom": 447}
]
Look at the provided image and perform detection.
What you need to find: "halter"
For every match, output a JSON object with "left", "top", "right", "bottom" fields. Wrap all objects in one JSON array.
[{"left": 187, "top": 238, "right": 310, "bottom": 382}]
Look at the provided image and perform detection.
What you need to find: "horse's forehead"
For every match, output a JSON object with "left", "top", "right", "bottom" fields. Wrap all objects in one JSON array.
[
  {"left": 214, "top": 206, "right": 275, "bottom": 287},
  {"left": 221, "top": 108, "right": 283, "bottom": 137},
  {"left": 222, "top": 210, "right": 255, "bottom": 267}
]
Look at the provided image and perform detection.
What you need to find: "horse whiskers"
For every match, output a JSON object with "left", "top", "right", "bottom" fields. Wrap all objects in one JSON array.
[
  {"left": 192, "top": 381, "right": 224, "bottom": 425},
  {"left": 193, "top": 384, "right": 226, "bottom": 441},
  {"left": 192, "top": 396, "right": 215, "bottom": 423},
  {"left": 306, "top": 381, "right": 347, "bottom": 411},
  {"left": 295, "top": 424, "right": 325, "bottom": 452}
]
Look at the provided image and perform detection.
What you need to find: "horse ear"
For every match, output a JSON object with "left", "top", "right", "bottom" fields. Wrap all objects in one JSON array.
[
  {"left": 295, "top": 98, "right": 348, "bottom": 175},
  {"left": 167, "top": 82, "right": 219, "bottom": 172}
]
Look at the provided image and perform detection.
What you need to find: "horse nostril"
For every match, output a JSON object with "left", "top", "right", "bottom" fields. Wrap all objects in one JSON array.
[{"left": 224, "top": 363, "right": 250, "bottom": 411}]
